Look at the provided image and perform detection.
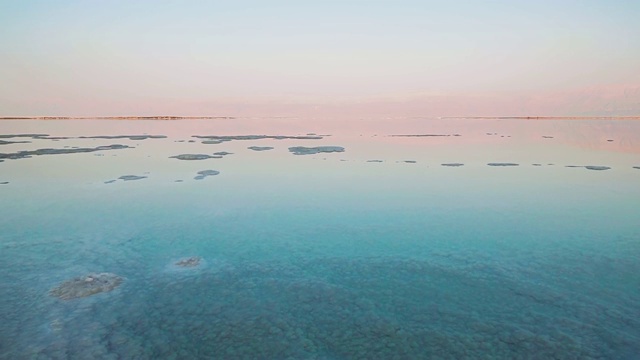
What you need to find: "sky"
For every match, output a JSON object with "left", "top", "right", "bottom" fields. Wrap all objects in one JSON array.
[{"left": 1, "top": 0, "right": 639, "bottom": 117}]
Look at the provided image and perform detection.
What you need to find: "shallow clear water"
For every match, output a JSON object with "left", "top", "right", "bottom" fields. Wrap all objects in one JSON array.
[{"left": 1, "top": 118, "right": 639, "bottom": 359}]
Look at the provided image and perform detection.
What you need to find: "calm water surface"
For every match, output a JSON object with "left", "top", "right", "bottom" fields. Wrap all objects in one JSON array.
[{"left": 1, "top": 118, "right": 639, "bottom": 359}]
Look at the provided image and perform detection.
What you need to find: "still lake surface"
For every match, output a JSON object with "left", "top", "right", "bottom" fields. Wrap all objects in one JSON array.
[{"left": 1, "top": 118, "right": 639, "bottom": 359}]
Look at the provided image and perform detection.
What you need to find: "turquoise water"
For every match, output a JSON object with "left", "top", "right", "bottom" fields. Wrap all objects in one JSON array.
[{"left": 1, "top": 119, "right": 639, "bottom": 359}]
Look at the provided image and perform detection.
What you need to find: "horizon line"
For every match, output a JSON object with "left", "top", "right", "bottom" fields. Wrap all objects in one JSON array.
[{"left": 2, "top": 115, "right": 640, "bottom": 120}]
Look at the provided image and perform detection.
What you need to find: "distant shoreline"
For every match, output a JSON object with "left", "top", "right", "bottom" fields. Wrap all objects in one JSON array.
[
  {"left": 440, "top": 116, "right": 640, "bottom": 120},
  {"left": 0, "top": 116, "right": 235, "bottom": 120},
  {"left": 1, "top": 115, "right": 639, "bottom": 120}
]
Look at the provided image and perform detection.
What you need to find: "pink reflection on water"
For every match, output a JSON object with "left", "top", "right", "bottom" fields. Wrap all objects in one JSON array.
[{"left": 1, "top": 118, "right": 639, "bottom": 154}]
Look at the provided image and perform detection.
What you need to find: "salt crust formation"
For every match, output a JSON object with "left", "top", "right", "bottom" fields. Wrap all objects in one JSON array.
[
  {"left": 288, "top": 146, "right": 345, "bottom": 155},
  {"left": 49, "top": 273, "right": 123, "bottom": 300},
  {"left": 170, "top": 154, "right": 222, "bottom": 160},
  {"left": 194, "top": 170, "right": 220, "bottom": 180},
  {"left": 194, "top": 135, "right": 323, "bottom": 143},
  {"left": 79, "top": 135, "right": 166, "bottom": 140},
  {"left": 0, "top": 144, "right": 130, "bottom": 160},
  {"left": 566, "top": 165, "right": 612, "bottom": 171},
  {"left": 0, "top": 139, "right": 30, "bottom": 145},
  {"left": 175, "top": 257, "right": 202, "bottom": 268},
  {"left": 389, "top": 134, "right": 461, "bottom": 137},
  {"left": 119, "top": 175, "right": 147, "bottom": 181}
]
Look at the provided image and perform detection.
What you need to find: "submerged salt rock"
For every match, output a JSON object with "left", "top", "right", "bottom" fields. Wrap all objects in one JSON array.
[
  {"left": 0, "top": 139, "right": 30, "bottom": 145},
  {"left": 175, "top": 257, "right": 201, "bottom": 268},
  {"left": 79, "top": 135, "right": 166, "bottom": 140},
  {"left": 170, "top": 154, "right": 220, "bottom": 160},
  {"left": 118, "top": 175, "right": 147, "bottom": 181},
  {"left": 202, "top": 139, "right": 228, "bottom": 144},
  {"left": 247, "top": 146, "right": 274, "bottom": 151},
  {"left": 487, "top": 163, "right": 519, "bottom": 166},
  {"left": 194, "top": 170, "right": 220, "bottom": 180},
  {"left": 288, "top": 146, "right": 345, "bottom": 155},
  {"left": 49, "top": 273, "right": 123, "bottom": 300},
  {"left": 194, "top": 134, "right": 323, "bottom": 141},
  {"left": 0, "top": 144, "right": 130, "bottom": 160},
  {"left": 566, "top": 165, "right": 611, "bottom": 171}
]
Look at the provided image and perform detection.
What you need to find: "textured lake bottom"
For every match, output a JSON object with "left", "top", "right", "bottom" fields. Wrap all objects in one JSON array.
[
  {"left": 3, "top": 202, "right": 639, "bottom": 359},
  {"left": 10, "top": 257, "right": 640, "bottom": 360},
  {"left": 9, "top": 256, "right": 640, "bottom": 359}
]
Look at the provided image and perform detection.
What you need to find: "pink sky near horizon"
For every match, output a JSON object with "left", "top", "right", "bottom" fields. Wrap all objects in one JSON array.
[
  {"left": 2, "top": 1, "right": 639, "bottom": 117},
  {"left": 7, "top": 83, "right": 639, "bottom": 118}
]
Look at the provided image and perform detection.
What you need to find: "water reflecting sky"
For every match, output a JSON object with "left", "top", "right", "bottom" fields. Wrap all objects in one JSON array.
[{"left": 1, "top": 118, "right": 639, "bottom": 359}]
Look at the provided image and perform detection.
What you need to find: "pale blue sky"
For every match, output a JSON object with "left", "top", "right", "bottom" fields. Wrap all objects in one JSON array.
[{"left": 1, "top": 1, "right": 639, "bottom": 115}]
